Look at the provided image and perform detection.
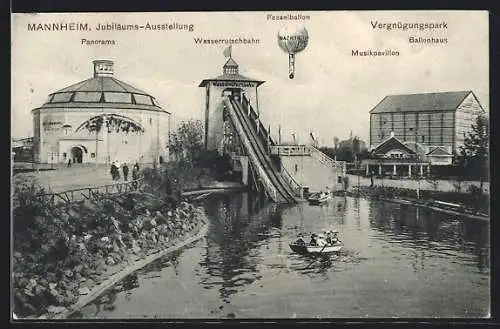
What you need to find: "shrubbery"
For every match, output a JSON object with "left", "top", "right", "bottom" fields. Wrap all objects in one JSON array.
[{"left": 12, "top": 171, "right": 206, "bottom": 318}]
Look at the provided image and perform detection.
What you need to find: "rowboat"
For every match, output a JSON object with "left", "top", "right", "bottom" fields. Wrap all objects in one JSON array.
[
  {"left": 289, "top": 242, "right": 343, "bottom": 255},
  {"left": 307, "top": 192, "right": 332, "bottom": 205},
  {"left": 289, "top": 231, "right": 343, "bottom": 256}
]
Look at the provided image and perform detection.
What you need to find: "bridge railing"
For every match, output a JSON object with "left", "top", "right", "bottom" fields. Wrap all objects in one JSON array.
[
  {"left": 309, "top": 146, "right": 346, "bottom": 172},
  {"left": 269, "top": 145, "right": 311, "bottom": 156},
  {"left": 269, "top": 144, "right": 346, "bottom": 172},
  {"left": 36, "top": 178, "right": 144, "bottom": 205}
]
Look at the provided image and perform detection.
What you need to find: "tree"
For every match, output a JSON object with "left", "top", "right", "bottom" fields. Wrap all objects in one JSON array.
[
  {"left": 321, "top": 136, "right": 368, "bottom": 163},
  {"left": 458, "top": 114, "right": 489, "bottom": 192},
  {"left": 169, "top": 119, "right": 204, "bottom": 164},
  {"left": 333, "top": 136, "right": 339, "bottom": 150}
]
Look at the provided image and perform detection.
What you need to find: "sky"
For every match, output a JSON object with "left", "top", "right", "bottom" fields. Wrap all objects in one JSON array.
[{"left": 11, "top": 11, "right": 489, "bottom": 145}]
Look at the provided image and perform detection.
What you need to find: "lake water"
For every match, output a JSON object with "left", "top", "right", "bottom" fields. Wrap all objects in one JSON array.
[{"left": 73, "top": 193, "right": 490, "bottom": 319}]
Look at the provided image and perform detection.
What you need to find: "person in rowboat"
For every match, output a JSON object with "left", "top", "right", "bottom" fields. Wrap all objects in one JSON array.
[
  {"left": 295, "top": 233, "right": 306, "bottom": 246},
  {"left": 309, "top": 233, "right": 318, "bottom": 246},
  {"left": 316, "top": 234, "right": 327, "bottom": 247}
]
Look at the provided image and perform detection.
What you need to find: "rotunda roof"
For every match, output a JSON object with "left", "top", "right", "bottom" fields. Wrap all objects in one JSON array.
[{"left": 33, "top": 60, "right": 169, "bottom": 113}]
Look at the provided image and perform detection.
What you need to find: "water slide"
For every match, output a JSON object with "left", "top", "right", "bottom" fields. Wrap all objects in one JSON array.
[{"left": 223, "top": 96, "right": 300, "bottom": 203}]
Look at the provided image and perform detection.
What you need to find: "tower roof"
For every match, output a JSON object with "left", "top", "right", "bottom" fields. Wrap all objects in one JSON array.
[
  {"left": 199, "top": 57, "right": 265, "bottom": 87},
  {"left": 33, "top": 60, "right": 169, "bottom": 114},
  {"left": 223, "top": 57, "right": 239, "bottom": 67}
]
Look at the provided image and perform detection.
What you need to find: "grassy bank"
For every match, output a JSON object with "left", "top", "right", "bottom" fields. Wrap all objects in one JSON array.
[{"left": 12, "top": 165, "right": 209, "bottom": 318}]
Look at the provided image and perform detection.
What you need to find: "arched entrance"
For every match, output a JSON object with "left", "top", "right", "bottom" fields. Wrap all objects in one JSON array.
[
  {"left": 221, "top": 88, "right": 243, "bottom": 101},
  {"left": 70, "top": 146, "right": 83, "bottom": 164}
]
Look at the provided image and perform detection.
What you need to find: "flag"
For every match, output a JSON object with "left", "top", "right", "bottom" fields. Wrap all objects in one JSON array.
[{"left": 223, "top": 45, "right": 232, "bottom": 58}]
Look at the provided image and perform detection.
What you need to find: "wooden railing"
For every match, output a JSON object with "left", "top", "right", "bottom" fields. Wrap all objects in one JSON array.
[
  {"left": 241, "top": 94, "right": 275, "bottom": 150},
  {"left": 309, "top": 146, "right": 346, "bottom": 171},
  {"left": 36, "top": 178, "right": 144, "bottom": 205},
  {"left": 269, "top": 145, "right": 311, "bottom": 156},
  {"left": 280, "top": 165, "right": 303, "bottom": 198}
]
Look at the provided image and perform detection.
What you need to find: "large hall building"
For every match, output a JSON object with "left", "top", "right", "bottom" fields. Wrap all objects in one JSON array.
[
  {"left": 363, "top": 91, "right": 486, "bottom": 176},
  {"left": 369, "top": 90, "right": 485, "bottom": 154},
  {"left": 32, "top": 60, "right": 170, "bottom": 165}
]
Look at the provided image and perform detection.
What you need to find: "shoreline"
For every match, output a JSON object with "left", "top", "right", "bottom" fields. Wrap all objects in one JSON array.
[
  {"left": 333, "top": 190, "right": 489, "bottom": 221},
  {"left": 378, "top": 197, "right": 489, "bottom": 221},
  {"left": 38, "top": 218, "right": 209, "bottom": 320}
]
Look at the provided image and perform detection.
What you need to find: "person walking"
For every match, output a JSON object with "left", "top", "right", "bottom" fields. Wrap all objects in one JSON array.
[
  {"left": 122, "top": 163, "right": 129, "bottom": 181},
  {"left": 67, "top": 158, "right": 72, "bottom": 167}
]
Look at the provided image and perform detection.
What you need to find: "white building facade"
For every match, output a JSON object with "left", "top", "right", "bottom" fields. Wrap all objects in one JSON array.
[{"left": 32, "top": 60, "right": 170, "bottom": 165}]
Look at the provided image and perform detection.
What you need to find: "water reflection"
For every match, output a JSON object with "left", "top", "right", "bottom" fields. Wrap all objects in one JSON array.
[
  {"left": 199, "top": 193, "right": 286, "bottom": 304},
  {"left": 74, "top": 193, "right": 489, "bottom": 318},
  {"left": 367, "top": 199, "right": 490, "bottom": 273}
]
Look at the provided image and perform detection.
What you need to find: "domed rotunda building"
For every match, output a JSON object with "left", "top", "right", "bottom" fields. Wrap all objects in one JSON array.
[{"left": 32, "top": 60, "right": 170, "bottom": 165}]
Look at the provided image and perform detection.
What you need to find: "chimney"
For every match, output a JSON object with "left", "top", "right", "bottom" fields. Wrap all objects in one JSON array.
[{"left": 93, "top": 60, "right": 114, "bottom": 77}]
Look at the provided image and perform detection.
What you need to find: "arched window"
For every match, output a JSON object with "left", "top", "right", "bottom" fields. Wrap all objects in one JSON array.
[{"left": 62, "top": 124, "right": 72, "bottom": 136}]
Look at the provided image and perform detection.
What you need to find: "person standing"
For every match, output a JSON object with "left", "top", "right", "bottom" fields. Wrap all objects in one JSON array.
[
  {"left": 122, "top": 163, "right": 129, "bottom": 181},
  {"left": 110, "top": 161, "right": 117, "bottom": 180},
  {"left": 132, "top": 164, "right": 139, "bottom": 189},
  {"left": 114, "top": 160, "right": 121, "bottom": 180}
]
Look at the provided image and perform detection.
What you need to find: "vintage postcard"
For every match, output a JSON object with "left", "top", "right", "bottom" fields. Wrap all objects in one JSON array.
[{"left": 11, "top": 11, "right": 490, "bottom": 320}]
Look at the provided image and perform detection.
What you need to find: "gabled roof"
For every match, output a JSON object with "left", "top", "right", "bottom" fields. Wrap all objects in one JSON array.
[
  {"left": 426, "top": 147, "right": 452, "bottom": 156},
  {"left": 403, "top": 141, "right": 427, "bottom": 155},
  {"left": 370, "top": 91, "right": 472, "bottom": 114},
  {"left": 372, "top": 136, "right": 416, "bottom": 155}
]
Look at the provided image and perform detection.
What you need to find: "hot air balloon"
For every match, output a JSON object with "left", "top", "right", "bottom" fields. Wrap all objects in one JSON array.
[{"left": 277, "top": 25, "right": 309, "bottom": 79}]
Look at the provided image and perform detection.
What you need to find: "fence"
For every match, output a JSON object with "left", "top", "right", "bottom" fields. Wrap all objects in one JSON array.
[{"left": 36, "top": 178, "right": 144, "bottom": 205}]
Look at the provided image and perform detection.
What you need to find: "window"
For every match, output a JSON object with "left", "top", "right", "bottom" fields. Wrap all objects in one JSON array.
[
  {"left": 134, "top": 94, "right": 153, "bottom": 105},
  {"left": 104, "top": 92, "right": 132, "bottom": 103},
  {"left": 149, "top": 118, "right": 153, "bottom": 125},
  {"left": 338, "top": 176, "right": 342, "bottom": 183},
  {"left": 421, "top": 135, "right": 425, "bottom": 143}
]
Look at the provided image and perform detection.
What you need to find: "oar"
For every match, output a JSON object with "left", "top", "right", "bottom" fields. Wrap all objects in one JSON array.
[{"left": 304, "top": 243, "right": 328, "bottom": 269}]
